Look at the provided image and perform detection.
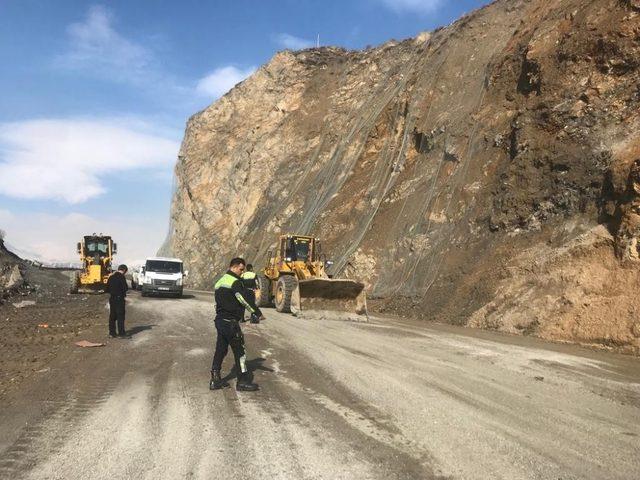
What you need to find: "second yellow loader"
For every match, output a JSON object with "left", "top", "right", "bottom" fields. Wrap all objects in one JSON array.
[{"left": 256, "top": 234, "right": 367, "bottom": 316}]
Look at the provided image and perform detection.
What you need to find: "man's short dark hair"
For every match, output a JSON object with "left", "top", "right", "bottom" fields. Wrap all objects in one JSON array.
[
  {"left": 229, "top": 257, "right": 246, "bottom": 268},
  {"left": 118, "top": 264, "right": 128, "bottom": 272},
  {"left": 246, "top": 264, "right": 253, "bottom": 271}
]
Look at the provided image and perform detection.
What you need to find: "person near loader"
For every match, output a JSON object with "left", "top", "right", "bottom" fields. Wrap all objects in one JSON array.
[
  {"left": 106, "top": 264, "right": 129, "bottom": 338},
  {"left": 241, "top": 264, "right": 258, "bottom": 322},
  {"left": 210, "top": 257, "right": 265, "bottom": 392}
]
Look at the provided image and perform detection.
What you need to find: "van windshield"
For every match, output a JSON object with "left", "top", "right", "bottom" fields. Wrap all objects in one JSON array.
[{"left": 146, "top": 260, "right": 182, "bottom": 273}]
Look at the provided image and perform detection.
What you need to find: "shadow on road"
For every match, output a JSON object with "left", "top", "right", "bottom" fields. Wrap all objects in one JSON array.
[
  {"left": 222, "top": 357, "right": 274, "bottom": 383},
  {"left": 132, "top": 293, "right": 197, "bottom": 300},
  {"left": 127, "top": 324, "right": 158, "bottom": 336},
  {"left": 143, "top": 294, "right": 197, "bottom": 300}
]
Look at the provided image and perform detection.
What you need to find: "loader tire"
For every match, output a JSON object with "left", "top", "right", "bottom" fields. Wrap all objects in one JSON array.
[
  {"left": 69, "top": 271, "right": 80, "bottom": 294},
  {"left": 256, "top": 274, "right": 273, "bottom": 307},
  {"left": 275, "top": 275, "right": 297, "bottom": 313}
]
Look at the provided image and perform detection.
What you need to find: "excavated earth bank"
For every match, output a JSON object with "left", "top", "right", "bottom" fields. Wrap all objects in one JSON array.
[
  {"left": 0, "top": 241, "right": 106, "bottom": 398},
  {"left": 165, "top": 0, "right": 640, "bottom": 353}
]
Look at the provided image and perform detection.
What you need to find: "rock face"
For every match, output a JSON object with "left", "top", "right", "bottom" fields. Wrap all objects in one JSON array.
[
  {"left": 166, "top": 0, "right": 640, "bottom": 352},
  {"left": 0, "top": 241, "right": 25, "bottom": 303}
]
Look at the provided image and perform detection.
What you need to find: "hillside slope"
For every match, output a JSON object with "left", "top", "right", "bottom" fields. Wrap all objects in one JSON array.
[{"left": 166, "top": 0, "right": 640, "bottom": 352}]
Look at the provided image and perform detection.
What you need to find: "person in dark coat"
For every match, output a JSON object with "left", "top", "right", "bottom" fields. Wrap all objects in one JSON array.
[
  {"left": 106, "top": 264, "right": 129, "bottom": 338},
  {"left": 241, "top": 264, "right": 259, "bottom": 323}
]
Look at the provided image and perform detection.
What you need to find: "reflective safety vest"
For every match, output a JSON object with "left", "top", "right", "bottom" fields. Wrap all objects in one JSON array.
[
  {"left": 214, "top": 271, "right": 256, "bottom": 320},
  {"left": 241, "top": 271, "right": 257, "bottom": 290}
]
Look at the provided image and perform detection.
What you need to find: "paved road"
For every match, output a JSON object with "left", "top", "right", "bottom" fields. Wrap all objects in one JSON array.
[{"left": 1, "top": 291, "right": 639, "bottom": 479}]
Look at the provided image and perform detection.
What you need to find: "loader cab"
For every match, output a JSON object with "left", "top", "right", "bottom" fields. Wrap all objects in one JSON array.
[
  {"left": 85, "top": 238, "right": 109, "bottom": 255},
  {"left": 82, "top": 235, "right": 112, "bottom": 266},
  {"left": 281, "top": 236, "right": 314, "bottom": 262}
]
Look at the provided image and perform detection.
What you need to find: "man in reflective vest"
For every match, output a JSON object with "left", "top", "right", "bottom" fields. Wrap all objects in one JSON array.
[
  {"left": 210, "top": 257, "right": 265, "bottom": 392},
  {"left": 241, "top": 264, "right": 259, "bottom": 323}
]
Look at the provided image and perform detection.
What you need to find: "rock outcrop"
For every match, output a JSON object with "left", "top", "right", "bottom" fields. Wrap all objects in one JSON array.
[
  {"left": 166, "top": 0, "right": 640, "bottom": 352},
  {"left": 0, "top": 240, "right": 25, "bottom": 303}
]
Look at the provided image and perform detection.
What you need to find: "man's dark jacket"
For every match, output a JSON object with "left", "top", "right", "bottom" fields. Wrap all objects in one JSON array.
[
  {"left": 106, "top": 271, "right": 128, "bottom": 297},
  {"left": 214, "top": 270, "right": 261, "bottom": 321}
]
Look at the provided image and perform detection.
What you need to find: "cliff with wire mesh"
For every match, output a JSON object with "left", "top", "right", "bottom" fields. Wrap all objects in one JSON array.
[{"left": 167, "top": 0, "right": 640, "bottom": 352}]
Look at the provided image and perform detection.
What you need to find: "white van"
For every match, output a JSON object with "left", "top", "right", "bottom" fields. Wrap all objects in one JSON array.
[
  {"left": 131, "top": 265, "right": 144, "bottom": 290},
  {"left": 141, "top": 257, "right": 187, "bottom": 298}
]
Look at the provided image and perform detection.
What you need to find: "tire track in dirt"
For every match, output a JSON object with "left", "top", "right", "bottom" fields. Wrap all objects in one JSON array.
[{"left": 0, "top": 371, "right": 123, "bottom": 479}]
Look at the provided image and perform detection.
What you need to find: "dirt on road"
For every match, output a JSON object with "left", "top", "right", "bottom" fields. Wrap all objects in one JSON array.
[
  {"left": 0, "top": 291, "right": 638, "bottom": 480},
  {"left": 0, "top": 242, "right": 108, "bottom": 398}
]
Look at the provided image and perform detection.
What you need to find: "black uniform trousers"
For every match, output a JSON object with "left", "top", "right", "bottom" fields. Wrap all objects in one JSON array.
[
  {"left": 211, "top": 317, "right": 247, "bottom": 377},
  {"left": 108, "top": 295, "right": 126, "bottom": 336}
]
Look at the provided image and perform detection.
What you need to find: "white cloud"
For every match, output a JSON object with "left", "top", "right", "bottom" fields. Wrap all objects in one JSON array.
[
  {"left": 195, "top": 66, "right": 256, "bottom": 99},
  {"left": 56, "top": 5, "right": 253, "bottom": 106},
  {"left": 273, "top": 33, "right": 315, "bottom": 50},
  {"left": 377, "top": 0, "right": 443, "bottom": 13},
  {"left": 0, "top": 210, "right": 166, "bottom": 265},
  {"left": 0, "top": 118, "right": 179, "bottom": 204},
  {"left": 0, "top": 209, "right": 12, "bottom": 241},
  {"left": 0, "top": 208, "right": 13, "bottom": 224},
  {"left": 56, "top": 5, "right": 152, "bottom": 84}
]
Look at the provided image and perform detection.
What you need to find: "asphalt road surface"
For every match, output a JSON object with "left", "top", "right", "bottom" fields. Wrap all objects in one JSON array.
[{"left": 1, "top": 291, "right": 639, "bottom": 480}]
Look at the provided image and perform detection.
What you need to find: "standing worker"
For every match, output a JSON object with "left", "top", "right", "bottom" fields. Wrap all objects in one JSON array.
[
  {"left": 241, "top": 264, "right": 259, "bottom": 323},
  {"left": 107, "top": 264, "right": 129, "bottom": 338},
  {"left": 210, "top": 257, "right": 265, "bottom": 392}
]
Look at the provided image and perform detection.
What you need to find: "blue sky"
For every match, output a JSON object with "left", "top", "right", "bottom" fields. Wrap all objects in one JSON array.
[{"left": 0, "top": 0, "right": 490, "bottom": 264}]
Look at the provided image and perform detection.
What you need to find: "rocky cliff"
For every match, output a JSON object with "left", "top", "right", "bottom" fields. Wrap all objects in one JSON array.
[
  {"left": 166, "top": 0, "right": 640, "bottom": 352},
  {"left": 0, "top": 239, "right": 25, "bottom": 304}
]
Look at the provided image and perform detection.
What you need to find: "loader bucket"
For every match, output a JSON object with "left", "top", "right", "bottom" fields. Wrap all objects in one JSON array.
[{"left": 291, "top": 278, "right": 368, "bottom": 316}]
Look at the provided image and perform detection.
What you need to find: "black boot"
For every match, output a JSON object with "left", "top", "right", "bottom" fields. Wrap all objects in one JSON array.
[
  {"left": 236, "top": 374, "right": 259, "bottom": 392},
  {"left": 209, "top": 370, "right": 229, "bottom": 390}
]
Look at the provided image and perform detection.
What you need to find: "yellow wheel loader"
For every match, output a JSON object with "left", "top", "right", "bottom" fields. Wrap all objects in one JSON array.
[
  {"left": 69, "top": 234, "right": 117, "bottom": 293},
  {"left": 257, "top": 234, "right": 367, "bottom": 316}
]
